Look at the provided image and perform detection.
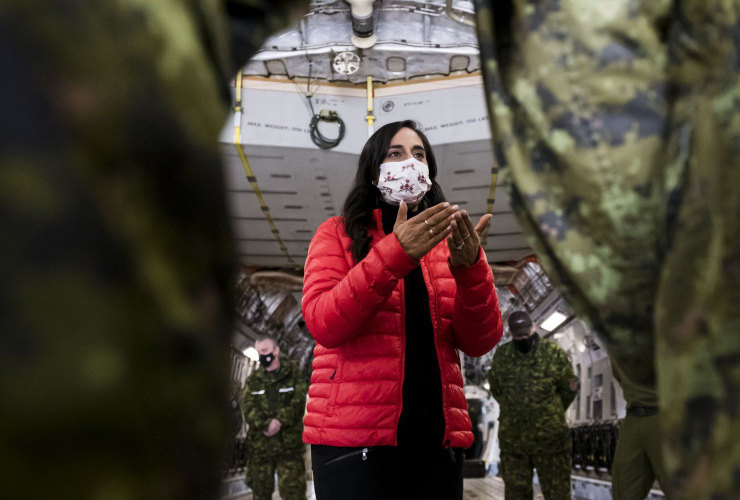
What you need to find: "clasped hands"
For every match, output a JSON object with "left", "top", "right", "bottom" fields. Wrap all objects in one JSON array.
[
  {"left": 393, "top": 201, "right": 492, "bottom": 268},
  {"left": 264, "top": 418, "right": 281, "bottom": 437}
]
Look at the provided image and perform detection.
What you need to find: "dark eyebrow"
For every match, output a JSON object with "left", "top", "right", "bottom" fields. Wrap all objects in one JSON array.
[{"left": 387, "top": 144, "right": 425, "bottom": 152}]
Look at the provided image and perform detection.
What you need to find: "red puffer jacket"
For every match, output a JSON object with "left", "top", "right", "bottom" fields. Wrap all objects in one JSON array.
[{"left": 302, "top": 209, "right": 503, "bottom": 448}]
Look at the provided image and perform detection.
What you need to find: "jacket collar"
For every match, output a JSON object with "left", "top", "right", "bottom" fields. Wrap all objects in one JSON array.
[{"left": 372, "top": 208, "right": 384, "bottom": 234}]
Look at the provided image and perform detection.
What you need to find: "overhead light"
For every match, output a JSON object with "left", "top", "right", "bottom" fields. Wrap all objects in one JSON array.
[
  {"left": 540, "top": 311, "right": 568, "bottom": 332},
  {"left": 553, "top": 333, "right": 564, "bottom": 340},
  {"left": 243, "top": 347, "right": 259, "bottom": 361},
  {"left": 578, "top": 342, "right": 586, "bottom": 353},
  {"left": 333, "top": 52, "right": 361, "bottom": 75}
]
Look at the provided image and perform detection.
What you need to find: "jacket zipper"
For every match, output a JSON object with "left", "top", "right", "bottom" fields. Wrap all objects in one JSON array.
[
  {"left": 376, "top": 215, "right": 407, "bottom": 447},
  {"left": 325, "top": 447, "right": 370, "bottom": 466},
  {"left": 395, "top": 277, "right": 407, "bottom": 446},
  {"left": 421, "top": 257, "right": 451, "bottom": 450}
]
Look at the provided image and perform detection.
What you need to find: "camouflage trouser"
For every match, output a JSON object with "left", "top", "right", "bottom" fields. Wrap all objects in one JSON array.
[
  {"left": 473, "top": 0, "right": 740, "bottom": 498},
  {"left": 612, "top": 415, "right": 669, "bottom": 500},
  {"left": 246, "top": 455, "right": 306, "bottom": 500},
  {"left": 500, "top": 452, "right": 571, "bottom": 500}
]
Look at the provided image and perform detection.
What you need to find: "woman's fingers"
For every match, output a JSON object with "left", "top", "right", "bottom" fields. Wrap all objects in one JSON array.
[
  {"left": 431, "top": 213, "right": 456, "bottom": 235},
  {"left": 427, "top": 222, "right": 453, "bottom": 249},
  {"left": 408, "top": 203, "right": 459, "bottom": 239},
  {"left": 393, "top": 201, "right": 408, "bottom": 231},
  {"left": 460, "top": 211, "right": 477, "bottom": 239},
  {"left": 427, "top": 205, "right": 459, "bottom": 228},
  {"left": 412, "top": 202, "right": 451, "bottom": 225},
  {"left": 450, "top": 218, "right": 465, "bottom": 248},
  {"left": 473, "top": 212, "right": 492, "bottom": 238}
]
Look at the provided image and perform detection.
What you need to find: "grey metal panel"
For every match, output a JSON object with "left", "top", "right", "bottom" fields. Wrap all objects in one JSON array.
[
  {"left": 485, "top": 215, "right": 525, "bottom": 236},
  {"left": 230, "top": 219, "right": 315, "bottom": 240},
  {"left": 244, "top": 0, "right": 479, "bottom": 84},
  {"left": 485, "top": 248, "right": 532, "bottom": 263},
  {"left": 483, "top": 233, "right": 529, "bottom": 250}
]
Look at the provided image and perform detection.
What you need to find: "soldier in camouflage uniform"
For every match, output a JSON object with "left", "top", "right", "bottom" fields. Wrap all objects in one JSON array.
[
  {"left": 488, "top": 312, "right": 578, "bottom": 500},
  {"left": 472, "top": 1, "right": 740, "bottom": 498},
  {"left": 0, "top": 2, "right": 305, "bottom": 499},
  {"left": 241, "top": 337, "right": 308, "bottom": 500}
]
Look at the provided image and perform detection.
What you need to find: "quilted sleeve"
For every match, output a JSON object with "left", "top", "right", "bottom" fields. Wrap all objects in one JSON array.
[
  {"left": 449, "top": 247, "right": 503, "bottom": 357},
  {"left": 302, "top": 218, "right": 419, "bottom": 348}
]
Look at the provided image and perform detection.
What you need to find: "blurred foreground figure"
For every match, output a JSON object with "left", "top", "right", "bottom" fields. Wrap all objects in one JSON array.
[
  {"left": 473, "top": 0, "right": 740, "bottom": 498},
  {"left": 0, "top": 2, "right": 302, "bottom": 499}
]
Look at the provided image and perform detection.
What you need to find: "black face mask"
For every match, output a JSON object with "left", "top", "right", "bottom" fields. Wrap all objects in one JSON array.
[
  {"left": 513, "top": 335, "right": 537, "bottom": 353},
  {"left": 259, "top": 352, "right": 275, "bottom": 368}
]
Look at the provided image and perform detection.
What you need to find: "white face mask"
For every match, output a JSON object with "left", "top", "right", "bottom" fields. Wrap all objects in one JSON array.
[{"left": 374, "top": 158, "right": 433, "bottom": 206}]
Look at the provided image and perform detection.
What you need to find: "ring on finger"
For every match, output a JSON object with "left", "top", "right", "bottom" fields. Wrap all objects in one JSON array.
[
  {"left": 429, "top": 227, "right": 435, "bottom": 237},
  {"left": 456, "top": 241, "right": 465, "bottom": 251},
  {"left": 463, "top": 233, "right": 471, "bottom": 240},
  {"left": 424, "top": 219, "right": 431, "bottom": 227}
]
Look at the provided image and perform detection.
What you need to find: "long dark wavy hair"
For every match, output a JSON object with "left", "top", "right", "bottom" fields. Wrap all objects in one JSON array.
[{"left": 342, "top": 120, "right": 446, "bottom": 263}]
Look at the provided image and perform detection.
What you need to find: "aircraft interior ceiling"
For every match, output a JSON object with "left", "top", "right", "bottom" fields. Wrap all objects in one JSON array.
[{"left": 245, "top": 0, "right": 479, "bottom": 84}]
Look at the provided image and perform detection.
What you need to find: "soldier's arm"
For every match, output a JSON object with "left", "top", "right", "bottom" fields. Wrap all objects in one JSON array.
[
  {"left": 274, "top": 369, "right": 308, "bottom": 427},
  {"left": 240, "top": 378, "right": 272, "bottom": 431},
  {"left": 487, "top": 354, "right": 501, "bottom": 399},
  {"left": 555, "top": 349, "right": 579, "bottom": 409}
]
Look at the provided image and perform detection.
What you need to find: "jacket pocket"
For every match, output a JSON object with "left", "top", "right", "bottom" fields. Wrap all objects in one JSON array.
[
  {"left": 326, "top": 357, "right": 342, "bottom": 417},
  {"left": 324, "top": 447, "right": 372, "bottom": 467}
]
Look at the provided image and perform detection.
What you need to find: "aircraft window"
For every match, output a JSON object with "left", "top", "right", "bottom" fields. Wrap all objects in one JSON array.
[
  {"left": 576, "top": 393, "right": 581, "bottom": 420},
  {"left": 593, "top": 400, "right": 603, "bottom": 421},
  {"left": 587, "top": 367, "right": 592, "bottom": 379},
  {"left": 611, "top": 383, "right": 617, "bottom": 417},
  {"left": 587, "top": 396, "right": 591, "bottom": 419},
  {"left": 594, "top": 374, "right": 603, "bottom": 388},
  {"left": 576, "top": 364, "right": 581, "bottom": 380}
]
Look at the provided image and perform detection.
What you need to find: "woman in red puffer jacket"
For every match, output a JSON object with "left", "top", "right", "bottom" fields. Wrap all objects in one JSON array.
[{"left": 302, "top": 120, "right": 503, "bottom": 500}]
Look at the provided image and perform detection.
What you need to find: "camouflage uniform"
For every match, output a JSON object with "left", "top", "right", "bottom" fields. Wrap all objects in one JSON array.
[
  {"left": 241, "top": 359, "right": 308, "bottom": 500},
  {"left": 473, "top": 0, "right": 740, "bottom": 498},
  {"left": 488, "top": 336, "right": 578, "bottom": 499},
  {"left": 0, "top": 2, "right": 304, "bottom": 499}
]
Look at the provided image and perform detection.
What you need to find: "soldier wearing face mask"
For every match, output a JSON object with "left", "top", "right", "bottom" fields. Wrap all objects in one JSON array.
[
  {"left": 240, "top": 337, "right": 308, "bottom": 500},
  {"left": 487, "top": 312, "right": 579, "bottom": 500}
]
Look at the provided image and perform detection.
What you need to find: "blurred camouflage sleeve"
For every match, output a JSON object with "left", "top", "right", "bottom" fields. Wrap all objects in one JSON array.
[
  {"left": 555, "top": 349, "right": 578, "bottom": 409},
  {"left": 274, "top": 371, "right": 308, "bottom": 427},
  {"left": 487, "top": 353, "right": 501, "bottom": 399},
  {"left": 0, "top": 1, "right": 307, "bottom": 499},
  {"left": 473, "top": 0, "right": 740, "bottom": 497}
]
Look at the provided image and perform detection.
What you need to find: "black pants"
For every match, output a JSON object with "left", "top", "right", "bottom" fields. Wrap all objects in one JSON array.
[{"left": 311, "top": 444, "right": 464, "bottom": 500}]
